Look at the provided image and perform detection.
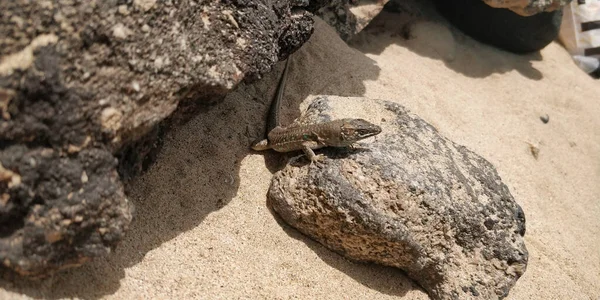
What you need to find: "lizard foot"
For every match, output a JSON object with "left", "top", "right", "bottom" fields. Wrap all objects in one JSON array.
[
  {"left": 289, "top": 154, "right": 325, "bottom": 167},
  {"left": 309, "top": 154, "right": 326, "bottom": 168}
]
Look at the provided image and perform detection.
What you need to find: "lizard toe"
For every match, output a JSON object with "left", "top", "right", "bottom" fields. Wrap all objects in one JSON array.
[{"left": 309, "top": 154, "right": 326, "bottom": 168}]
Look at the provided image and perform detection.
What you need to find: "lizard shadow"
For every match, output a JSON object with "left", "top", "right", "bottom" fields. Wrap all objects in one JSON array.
[
  {"left": 348, "top": 0, "right": 544, "bottom": 80},
  {"left": 258, "top": 144, "right": 374, "bottom": 173}
]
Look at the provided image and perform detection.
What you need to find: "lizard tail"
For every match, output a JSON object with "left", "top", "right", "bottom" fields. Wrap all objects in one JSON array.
[{"left": 266, "top": 57, "right": 291, "bottom": 134}]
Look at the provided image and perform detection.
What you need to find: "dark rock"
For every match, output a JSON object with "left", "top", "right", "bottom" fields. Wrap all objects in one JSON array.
[
  {"left": 269, "top": 96, "right": 528, "bottom": 299},
  {"left": 0, "top": 0, "right": 314, "bottom": 276},
  {"left": 0, "top": 146, "right": 132, "bottom": 276},
  {"left": 434, "top": 0, "right": 563, "bottom": 53}
]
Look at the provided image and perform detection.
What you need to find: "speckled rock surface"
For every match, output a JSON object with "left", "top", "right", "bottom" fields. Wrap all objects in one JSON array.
[
  {"left": 0, "top": 146, "right": 131, "bottom": 277},
  {"left": 0, "top": 0, "right": 313, "bottom": 276},
  {"left": 269, "top": 96, "right": 528, "bottom": 300}
]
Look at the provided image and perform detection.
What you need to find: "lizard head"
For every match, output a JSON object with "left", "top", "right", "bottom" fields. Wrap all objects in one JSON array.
[{"left": 340, "top": 119, "right": 382, "bottom": 142}]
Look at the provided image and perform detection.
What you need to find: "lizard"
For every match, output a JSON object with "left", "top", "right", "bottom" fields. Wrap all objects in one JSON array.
[{"left": 251, "top": 56, "right": 382, "bottom": 163}]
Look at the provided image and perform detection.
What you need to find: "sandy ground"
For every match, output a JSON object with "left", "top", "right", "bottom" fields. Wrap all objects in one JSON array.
[{"left": 2, "top": 2, "right": 600, "bottom": 299}]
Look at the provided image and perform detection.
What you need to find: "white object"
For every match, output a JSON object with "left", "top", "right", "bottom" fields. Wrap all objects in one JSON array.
[{"left": 559, "top": 0, "right": 600, "bottom": 76}]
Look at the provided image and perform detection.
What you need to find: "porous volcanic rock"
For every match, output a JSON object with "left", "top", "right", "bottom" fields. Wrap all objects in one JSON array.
[
  {"left": 0, "top": 0, "right": 314, "bottom": 276},
  {"left": 269, "top": 96, "right": 528, "bottom": 299}
]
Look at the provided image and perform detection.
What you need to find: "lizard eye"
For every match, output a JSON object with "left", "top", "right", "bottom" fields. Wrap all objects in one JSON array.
[{"left": 358, "top": 129, "right": 371, "bottom": 136}]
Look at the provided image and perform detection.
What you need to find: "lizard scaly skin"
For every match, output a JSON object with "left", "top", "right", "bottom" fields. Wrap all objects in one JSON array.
[{"left": 251, "top": 57, "right": 381, "bottom": 162}]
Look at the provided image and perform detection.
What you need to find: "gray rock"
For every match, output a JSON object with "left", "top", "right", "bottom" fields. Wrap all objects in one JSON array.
[
  {"left": 0, "top": 0, "right": 314, "bottom": 276},
  {"left": 269, "top": 96, "right": 528, "bottom": 299},
  {"left": 308, "top": 0, "right": 390, "bottom": 41}
]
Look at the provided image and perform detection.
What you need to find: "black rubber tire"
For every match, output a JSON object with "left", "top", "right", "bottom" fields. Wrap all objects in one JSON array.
[{"left": 433, "top": 0, "right": 563, "bottom": 53}]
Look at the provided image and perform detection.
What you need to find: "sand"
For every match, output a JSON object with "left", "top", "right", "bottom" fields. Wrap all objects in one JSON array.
[{"left": 2, "top": 2, "right": 599, "bottom": 299}]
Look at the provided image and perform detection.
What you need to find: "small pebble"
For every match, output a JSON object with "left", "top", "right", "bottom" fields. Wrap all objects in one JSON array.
[{"left": 540, "top": 114, "right": 549, "bottom": 124}]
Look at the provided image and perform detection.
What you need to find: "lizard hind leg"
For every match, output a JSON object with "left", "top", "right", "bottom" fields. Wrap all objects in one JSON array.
[{"left": 251, "top": 138, "right": 271, "bottom": 151}]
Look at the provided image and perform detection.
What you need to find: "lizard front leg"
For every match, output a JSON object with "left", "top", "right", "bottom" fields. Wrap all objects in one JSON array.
[{"left": 301, "top": 142, "right": 324, "bottom": 165}]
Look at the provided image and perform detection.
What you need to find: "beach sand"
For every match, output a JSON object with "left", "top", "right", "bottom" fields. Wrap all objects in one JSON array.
[{"left": 2, "top": 3, "right": 599, "bottom": 300}]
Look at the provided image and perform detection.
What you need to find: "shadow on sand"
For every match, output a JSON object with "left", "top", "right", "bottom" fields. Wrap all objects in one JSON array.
[{"left": 349, "top": 0, "right": 544, "bottom": 81}]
